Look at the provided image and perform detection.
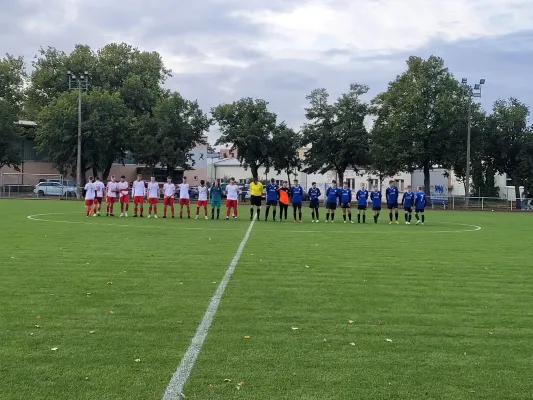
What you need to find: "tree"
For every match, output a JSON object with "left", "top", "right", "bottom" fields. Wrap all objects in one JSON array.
[
  {"left": 486, "top": 98, "right": 531, "bottom": 207},
  {"left": 270, "top": 123, "right": 301, "bottom": 183},
  {"left": 212, "top": 98, "right": 277, "bottom": 179},
  {"left": 0, "top": 54, "right": 27, "bottom": 170},
  {"left": 372, "top": 56, "right": 463, "bottom": 193},
  {"left": 301, "top": 84, "right": 371, "bottom": 186},
  {"left": 133, "top": 92, "right": 211, "bottom": 175},
  {"left": 26, "top": 43, "right": 171, "bottom": 118},
  {"left": 35, "top": 89, "right": 134, "bottom": 181}
]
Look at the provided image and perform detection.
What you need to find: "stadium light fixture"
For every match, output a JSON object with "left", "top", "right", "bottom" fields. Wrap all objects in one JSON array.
[
  {"left": 68, "top": 71, "right": 90, "bottom": 200},
  {"left": 463, "top": 78, "right": 486, "bottom": 205}
]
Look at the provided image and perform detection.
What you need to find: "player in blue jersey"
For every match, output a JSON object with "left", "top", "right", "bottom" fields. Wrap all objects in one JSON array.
[
  {"left": 264, "top": 178, "right": 279, "bottom": 221},
  {"left": 340, "top": 182, "right": 354, "bottom": 224},
  {"left": 325, "top": 180, "right": 340, "bottom": 222},
  {"left": 291, "top": 179, "right": 304, "bottom": 222},
  {"left": 414, "top": 186, "right": 426, "bottom": 225},
  {"left": 401, "top": 185, "right": 415, "bottom": 224},
  {"left": 370, "top": 185, "right": 382, "bottom": 223},
  {"left": 356, "top": 183, "right": 369, "bottom": 223},
  {"left": 308, "top": 182, "right": 321, "bottom": 222},
  {"left": 385, "top": 180, "right": 399, "bottom": 224}
]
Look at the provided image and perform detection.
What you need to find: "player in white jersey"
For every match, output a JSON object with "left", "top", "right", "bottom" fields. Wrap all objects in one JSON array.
[
  {"left": 105, "top": 175, "right": 118, "bottom": 216},
  {"left": 195, "top": 180, "right": 209, "bottom": 220},
  {"left": 132, "top": 174, "right": 146, "bottom": 217},
  {"left": 84, "top": 176, "right": 97, "bottom": 217},
  {"left": 162, "top": 177, "right": 176, "bottom": 218},
  {"left": 117, "top": 175, "right": 129, "bottom": 217},
  {"left": 225, "top": 178, "right": 239, "bottom": 220},
  {"left": 178, "top": 176, "right": 191, "bottom": 219},
  {"left": 94, "top": 177, "right": 105, "bottom": 216},
  {"left": 147, "top": 177, "right": 160, "bottom": 218}
]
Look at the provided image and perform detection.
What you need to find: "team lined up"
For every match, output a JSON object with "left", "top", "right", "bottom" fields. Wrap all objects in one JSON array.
[{"left": 250, "top": 178, "right": 427, "bottom": 225}]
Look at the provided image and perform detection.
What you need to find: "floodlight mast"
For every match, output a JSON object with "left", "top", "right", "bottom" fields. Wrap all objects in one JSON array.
[
  {"left": 68, "top": 71, "right": 90, "bottom": 199},
  {"left": 461, "top": 78, "right": 485, "bottom": 205}
]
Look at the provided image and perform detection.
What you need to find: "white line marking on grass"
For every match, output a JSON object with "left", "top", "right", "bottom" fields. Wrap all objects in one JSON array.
[
  {"left": 27, "top": 213, "right": 481, "bottom": 234},
  {"left": 162, "top": 219, "right": 256, "bottom": 400}
]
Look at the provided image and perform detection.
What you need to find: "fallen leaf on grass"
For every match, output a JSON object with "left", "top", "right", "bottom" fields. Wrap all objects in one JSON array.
[
  {"left": 35, "top": 325, "right": 42, "bottom": 328},
  {"left": 350, "top": 342, "right": 356, "bottom": 346},
  {"left": 135, "top": 358, "right": 141, "bottom": 362},
  {"left": 86, "top": 293, "right": 91, "bottom": 295},
  {"left": 291, "top": 327, "right": 299, "bottom": 330},
  {"left": 209, "top": 384, "right": 214, "bottom": 388},
  {"left": 107, "top": 282, "right": 112, "bottom": 285},
  {"left": 36, "top": 316, "right": 41, "bottom": 319},
  {"left": 51, "top": 347, "right": 58, "bottom": 351},
  {"left": 236, "top": 381, "right": 245, "bottom": 390},
  {"left": 224, "top": 378, "right": 232, "bottom": 382},
  {"left": 305, "top": 265, "right": 309, "bottom": 268},
  {"left": 11, "top": 256, "right": 15, "bottom": 259},
  {"left": 378, "top": 322, "right": 383, "bottom": 326},
  {"left": 243, "top": 336, "right": 251, "bottom": 339},
  {"left": 108, "top": 310, "right": 114, "bottom": 314},
  {"left": 89, "top": 331, "right": 96, "bottom": 334},
  {"left": 348, "top": 320, "right": 354, "bottom": 324},
  {"left": 385, "top": 339, "right": 393, "bottom": 343},
  {"left": 30, "top": 333, "right": 34, "bottom": 336},
  {"left": 211, "top": 281, "right": 217, "bottom": 284}
]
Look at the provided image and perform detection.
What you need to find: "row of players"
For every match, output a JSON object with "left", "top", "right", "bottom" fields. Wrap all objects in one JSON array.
[{"left": 82, "top": 175, "right": 427, "bottom": 224}]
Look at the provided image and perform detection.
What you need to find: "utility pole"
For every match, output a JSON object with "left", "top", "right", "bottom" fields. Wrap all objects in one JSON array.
[
  {"left": 68, "top": 71, "right": 90, "bottom": 199},
  {"left": 461, "top": 78, "right": 485, "bottom": 206}
]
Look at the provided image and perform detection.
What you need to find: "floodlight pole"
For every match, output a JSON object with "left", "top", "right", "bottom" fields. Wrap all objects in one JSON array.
[
  {"left": 461, "top": 78, "right": 485, "bottom": 206},
  {"left": 68, "top": 71, "right": 90, "bottom": 199}
]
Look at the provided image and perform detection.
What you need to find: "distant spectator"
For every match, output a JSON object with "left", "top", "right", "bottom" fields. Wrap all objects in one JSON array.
[{"left": 521, "top": 191, "right": 527, "bottom": 211}]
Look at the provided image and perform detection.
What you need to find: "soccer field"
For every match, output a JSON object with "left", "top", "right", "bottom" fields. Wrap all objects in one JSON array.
[{"left": 1, "top": 200, "right": 532, "bottom": 400}]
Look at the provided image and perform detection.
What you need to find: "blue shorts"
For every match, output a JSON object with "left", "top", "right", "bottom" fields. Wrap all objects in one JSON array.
[
  {"left": 309, "top": 199, "right": 319, "bottom": 208},
  {"left": 266, "top": 199, "right": 278, "bottom": 206},
  {"left": 372, "top": 206, "right": 381, "bottom": 211},
  {"left": 387, "top": 202, "right": 399, "bottom": 209},
  {"left": 415, "top": 208, "right": 425, "bottom": 213},
  {"left": 357, "top": 205, "right": 367, "bottom": 210},
  {"left": 341, "top": 203, "right": 351, "bottom": 209},
  {"left": 292, "top": 202, "right": 302, "bottom": 208}
]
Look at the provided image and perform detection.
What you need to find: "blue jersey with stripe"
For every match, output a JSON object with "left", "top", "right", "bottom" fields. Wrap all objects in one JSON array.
[
  {"left": 356, "top": 189, "right": 369, "bottom": 206},
  {"left": 386, "top": 187, "right": 399, "bottom": 204},
  {"left": 415, "top": 191, "right": 426, "bottom": 209},
  {"left": 266, "top": 183, "right": 278, "bottom": 201},
  {"left": 291, "top": 186, "right": 304, "bottom": 203},
  {"left": 402, "top": 191, "right": 415, "bottom": 207},
  {"left": 370, "top": 190, "right": 382, "bottom": 207},
  {"left": 340, "top": 188, "right": 352, "bottom": 204},
  {"left": 326, "top": 187, "right": 340, "bottom": 203},
  {"left": 308, "top": 187, "right": 321, "bottom": 200}
]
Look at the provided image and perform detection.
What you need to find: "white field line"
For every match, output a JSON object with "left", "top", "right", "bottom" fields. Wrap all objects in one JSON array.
[
  {"left": 162, "top": 218, "right": 256, "bottom": 400},
  {"left": 27, "top": 213, "right": 481, "bottom": 234}
]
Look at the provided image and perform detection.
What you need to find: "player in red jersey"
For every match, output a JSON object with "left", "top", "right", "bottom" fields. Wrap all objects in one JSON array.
[
  {"left": 147, "top": 176, "right": 160, "bottom": 218},
  {"left": 162, "top": 177, "right": 176, "bottom": 218},
  {"left": 84, "top": 176, "right": 97, "bottom": 217},
  {"left": 178, "top": 176, "right": 191, "bottom": 219},
  {"left": 195, "top": 180, "right": 209, "bottom": 220},
  {"left": 105, "top": 175, "right": 118, "bottom": 216},
  {"left": 94, "top": 177, "right": 105, "bottom": 216},
  {"left": 225, "top": 178, "right": 239, "bottom": 220},
  {"left": 132, "top": 174, "right": 145, "bottom": 217},
  {"left": 117, "top": 175, "right": 129, "bottom": 217}
]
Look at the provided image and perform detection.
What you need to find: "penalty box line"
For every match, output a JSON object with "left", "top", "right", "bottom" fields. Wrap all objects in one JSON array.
[{"left": 162, "top": 218, "right": 256, "bottom": 400}]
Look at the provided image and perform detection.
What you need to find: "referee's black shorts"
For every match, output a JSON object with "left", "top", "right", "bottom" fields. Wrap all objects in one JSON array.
[{"left": 250, "top": 195, "right": 262, "bottom": 207}]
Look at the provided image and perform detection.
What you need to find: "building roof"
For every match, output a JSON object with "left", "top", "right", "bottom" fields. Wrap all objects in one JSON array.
[{"left": 211, "top": 158, "right": 242, "bottom": 166}]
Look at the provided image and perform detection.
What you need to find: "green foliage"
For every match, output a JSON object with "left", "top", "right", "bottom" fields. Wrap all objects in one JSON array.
[
  {"left": 36, "top": 89, "right": 134, "bottom": 179},
  {"left": 133, "top": 92, "right": 210, "bottom": 173},
  {"left": 0, "top": 100, "right": 22, "bottom": 169},
  {"left": 372, "top": 56, "right": 463, "bottom": 191},
  {"left": 301, "top": 83, "right": 371, "bottom": 185},
  {"left": 270, "top": 123, "right": 301, "bottom": 182},
  {"left": 212, "top": 98, "right": 277, "bottom": 179}
]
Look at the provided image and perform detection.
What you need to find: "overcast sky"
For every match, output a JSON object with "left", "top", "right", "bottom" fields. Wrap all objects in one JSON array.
[{"left": 2, "top": 0, "right": 533, "bottom": 144}]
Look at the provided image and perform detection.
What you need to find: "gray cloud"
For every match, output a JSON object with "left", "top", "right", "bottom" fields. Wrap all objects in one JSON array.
[{"left": 1, "top": 0, "right": 532, "bottom": 145}]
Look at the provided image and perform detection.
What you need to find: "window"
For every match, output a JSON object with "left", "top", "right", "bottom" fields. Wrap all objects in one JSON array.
[
  {"left": 239, "top": 179, "right": 246, "bottom": 184},
  {"left": 346, "top": 178, "right": 355, "bottom": 190},
  {"left": 368, "top": 178, "right": 378, "bottom": 189},
  {"left": 395, "top": 179, "right": 404, "bottom": 191},
  {"left": 506, "top": 175, "right": 514, "bottom": 186}
]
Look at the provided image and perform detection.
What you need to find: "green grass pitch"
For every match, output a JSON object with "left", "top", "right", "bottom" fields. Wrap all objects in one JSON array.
[{"left": 1, "top": 199, "right": 532, "bottom": 399}]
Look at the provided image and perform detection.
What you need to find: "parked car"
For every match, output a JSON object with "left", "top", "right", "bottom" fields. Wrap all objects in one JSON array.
[{"left": 34, "top": 182, "right": 77, "bottom": 197}]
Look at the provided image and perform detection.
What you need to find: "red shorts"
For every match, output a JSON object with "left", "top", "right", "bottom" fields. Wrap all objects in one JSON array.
[
  {"left": 120, "top": 195, "right": 129, "bottom": 203},
  {"left": 226, "top": 199, "right": 238, "bottom": 209},
  {"left": 197, "top": 200, "right": 207, "bottom": 207},
  {"left": 148, "top": 197, "right": 158, "bottom": 205},
  {"left": 134, "top": 196, "right": 144, "bottom": 205},
  {"left": 164, "top": 197, "right": 174, "bottom": 206},
  {"left": 106, "top": 196, "right": 115, "bottom": 204},
  {"left": 85, "top": 199, "right": 96, "bottom": 207},
  {"left": 96, "top": 197, "right": 103, "bottom": 204},
  {"left": 179, "top": 198, "right": 190, "bottom": 206}
]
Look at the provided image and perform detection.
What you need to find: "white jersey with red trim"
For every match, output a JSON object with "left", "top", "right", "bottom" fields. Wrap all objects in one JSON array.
[
  {"left": 198, "top": 186, "right": 208, "bottom": 201},
  {"left": 148, "top": 182, "right": 159, "bottom": 198},
  {"left": 106, "top": 181, "right": 118, "bottom": 197},
  {"left": 132, "top": 181, "right": 145, "bottom": 197},
  {"left": 94, "top": 181, "right": 105, "bottom": 197},
  {"left": 226, "top": 184, "right": 239, "bottom": 200},
  {"left": 163, "top": 183, "right": 175, "bottom": 197},
  {"left": 179, "top": 183, "right": 190, "bottom": 199},
  {"left": 84, "top": 182, "right": 96, "bottom": 200},
  {"left": 118, "top": 181, "right": 129, "bottom": 197}
]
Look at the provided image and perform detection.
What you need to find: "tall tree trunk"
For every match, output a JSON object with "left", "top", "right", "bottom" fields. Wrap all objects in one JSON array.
[
  {"left": 250, "top": 164, "right": 259, "bottom": 180},
  {"left": 102, "top": 161, "right": 113, "bottom": 181},
  {"left": 423, "top": 161, "right": 431, "bottom": 195},
  {"left": 287, "top": 169, "right": 291, "bottom": 186},
  {"left": 337, "top": 169, "right": 345, "bottom": 189}
]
